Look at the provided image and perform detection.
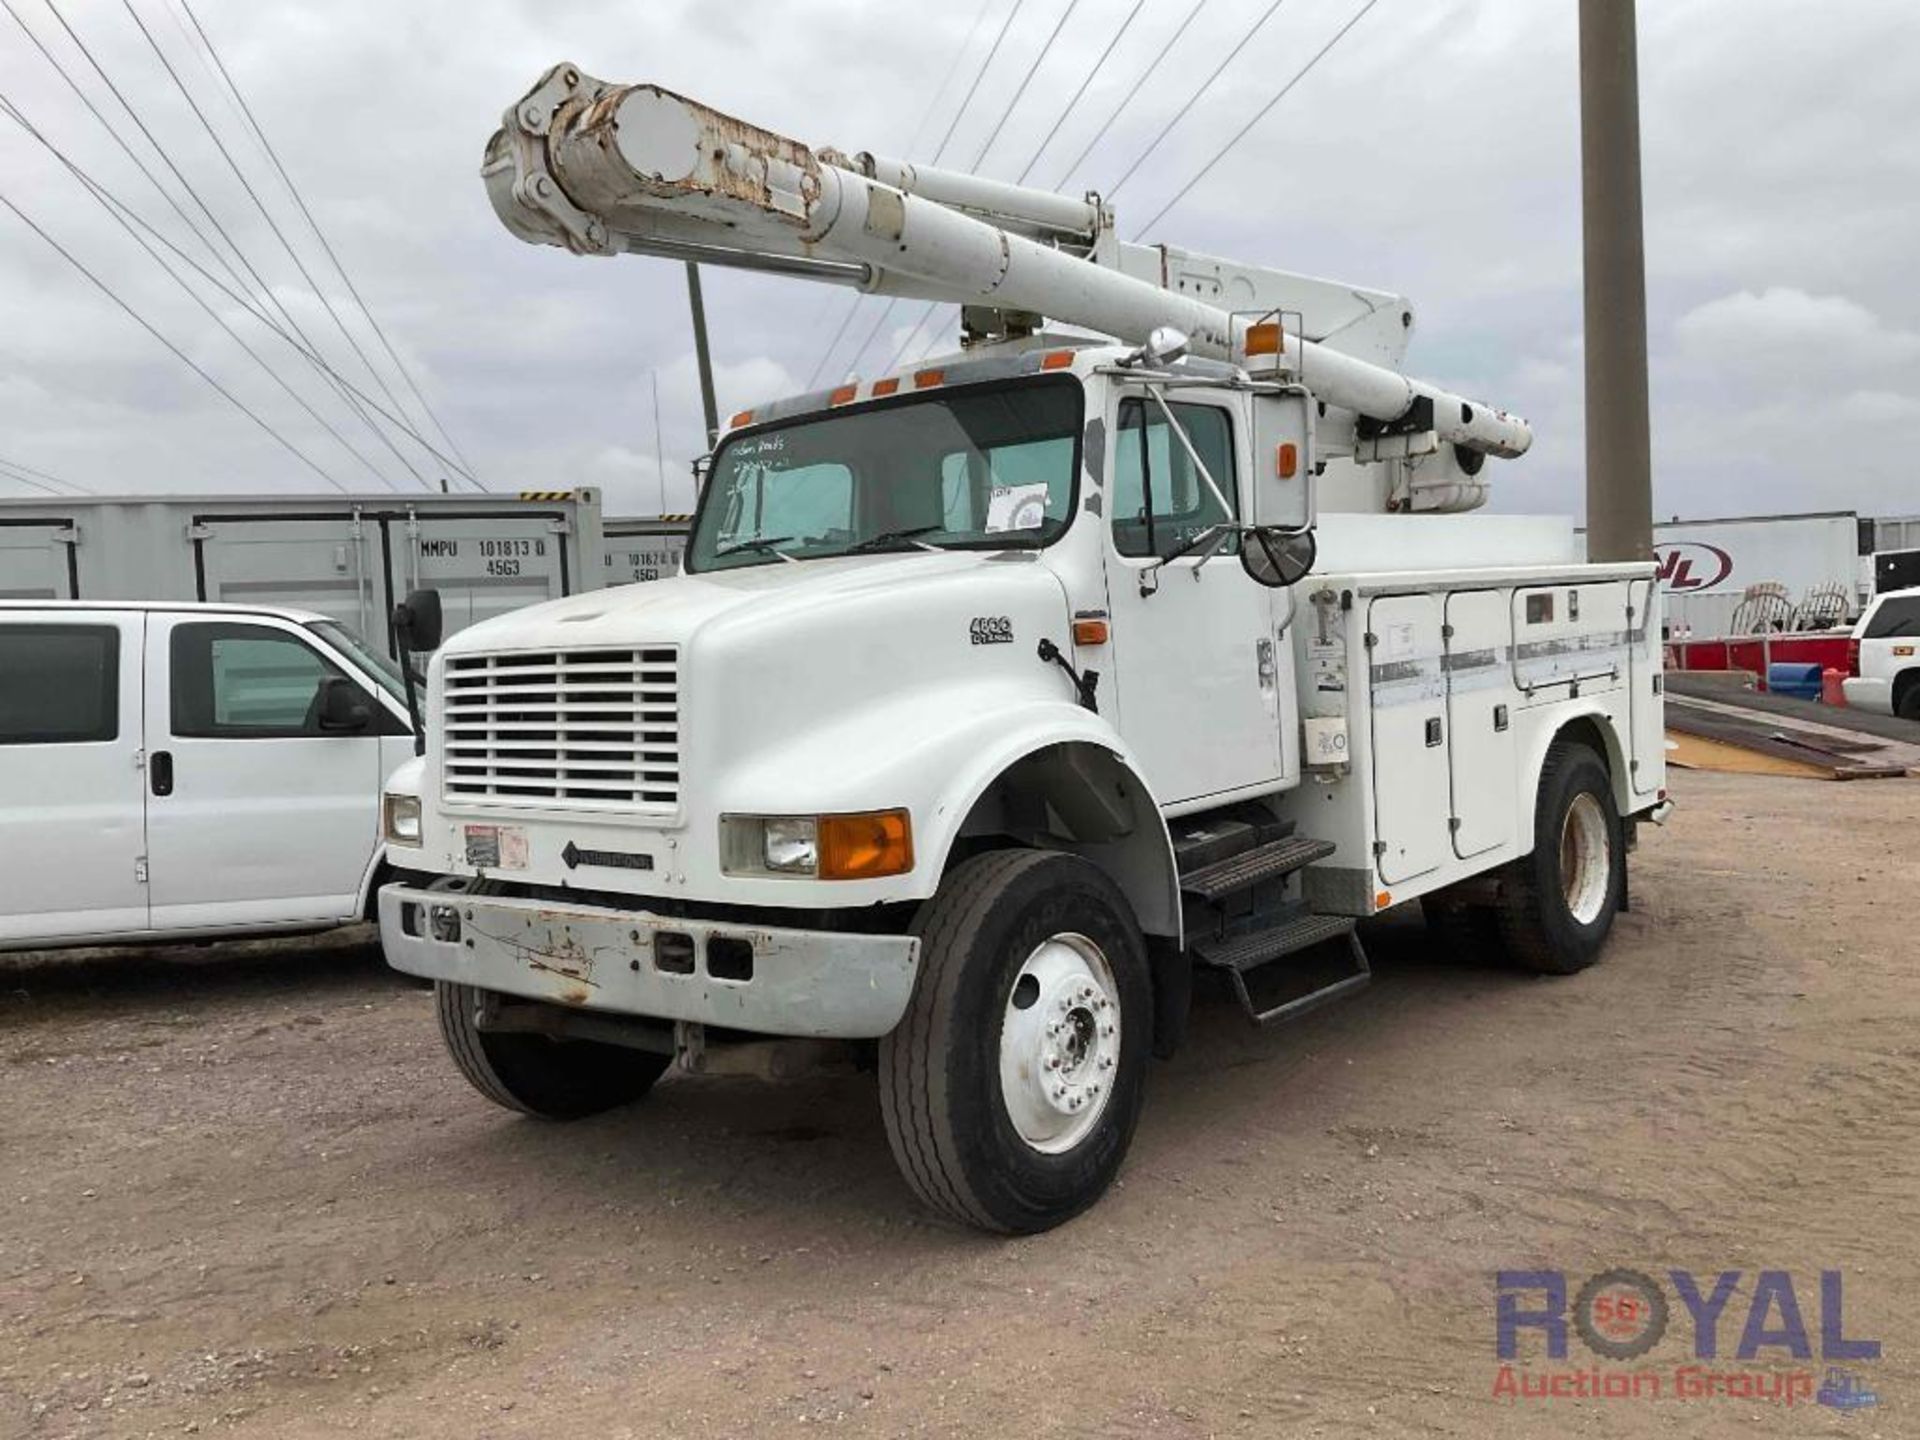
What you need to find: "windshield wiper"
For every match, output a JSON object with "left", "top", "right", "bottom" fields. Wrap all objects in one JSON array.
[
  {"left": 846, "top": 525, "right": 947, "bottom": 555},
  {"left": 715, "top": 534, "right": 800, "bottom": 562}
]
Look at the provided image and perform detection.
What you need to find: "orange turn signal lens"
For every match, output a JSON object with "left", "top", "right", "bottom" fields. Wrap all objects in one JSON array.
[
  {"left": 1277, "top": 442, "right": 1299, "bottom": 479},
  {"left": 1375, "top": 891, "right": 1392, "bottom": 911},
  {"left": 872, "top": 377, "right": 900, "bottom": 396},
  {"left": 1072, "top": 618, "right": 1109, "bottom": 646},
  {"left": 818, "top": 810, "right": 914, "bottom": 881},
  {"left": 1244, "top": 320, "right": 1283, "bottom": 357},
  {"left": 1040, "top": 349, "right": 1075, "bottom": 370}
]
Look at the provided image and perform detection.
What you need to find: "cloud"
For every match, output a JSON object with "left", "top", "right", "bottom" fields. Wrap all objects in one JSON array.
[{"left": 1675, "top": 288, "right": 1920, "bottom": 375}]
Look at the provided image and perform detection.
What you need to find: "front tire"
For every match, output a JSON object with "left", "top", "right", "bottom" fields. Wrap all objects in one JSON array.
[
  {"left": 879, "top": 850, "right": 1152, "bottom": 1234},
  {"left": 1496, "top": 741, "right": 1625, "bottom": 974},
  {"left": 435, "top": 982, "right": 671, "bottom": 1120}
]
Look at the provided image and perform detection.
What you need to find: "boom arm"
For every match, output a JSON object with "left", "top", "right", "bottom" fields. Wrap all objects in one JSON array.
[{"left": 483, "top": 64, "right": 1531, "bottom": 459}]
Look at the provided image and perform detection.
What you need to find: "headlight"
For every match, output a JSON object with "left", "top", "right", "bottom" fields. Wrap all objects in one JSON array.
[
  {"left": 721, "top": 810, "right": 913, "bottom": 880},
  {"left": 383, "top": 792, "right": 422, "bottom": 846}
]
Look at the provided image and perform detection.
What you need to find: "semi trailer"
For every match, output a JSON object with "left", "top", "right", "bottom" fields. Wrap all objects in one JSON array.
[{"left": 377, "top": 67, "right": 1668, "bottom": 1233}]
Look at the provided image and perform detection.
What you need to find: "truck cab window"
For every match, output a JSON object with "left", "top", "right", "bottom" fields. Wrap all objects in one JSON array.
[
  {"left": 1865, "top": 597, "right": 1920, "bottom": 638},
  {"left": 1112, "top": 399, "right": 1237, "bottom": 559},
  {"left": 170, "top": 623, "right": 355, "bottom": 737},
  {"left": 0, "top": 624, "right": 118, "bottom": 744}
]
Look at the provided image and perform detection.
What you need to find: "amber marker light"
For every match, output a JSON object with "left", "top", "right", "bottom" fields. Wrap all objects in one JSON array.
[{"left": 818, "top": 810, "right": 914, "bottom": 880}]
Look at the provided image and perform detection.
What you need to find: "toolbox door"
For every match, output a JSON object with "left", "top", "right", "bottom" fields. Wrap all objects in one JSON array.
[
  {"left": 1367, "top": 594, "right": 1449, "bottom": 885},
  {"left": 1627, "top": 578, "right": 1664, "bottom": 799},
  {"left": 1443, "top": 589, "right": 1517, "bottom": 859}
]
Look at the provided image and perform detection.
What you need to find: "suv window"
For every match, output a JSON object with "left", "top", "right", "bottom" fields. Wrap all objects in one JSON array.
[
  {"left": 1112, "top": 399, "right": 1238, "bottom": 559},
  {"left": 170, "top": 622, "right": 353, "bottom": 737},
  {"left": 0, "top": 624, "right": 118, "bottom": 744},
  {"left": 1864, "top": 596, "right": 1920, "bottom": 639}
]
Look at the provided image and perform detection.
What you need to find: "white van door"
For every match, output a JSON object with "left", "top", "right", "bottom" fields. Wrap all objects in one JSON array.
[
  {"left": 142, "top": 613, "right": 396, "bottom": 932},
  {"left": 0, "top": 611, "right": 147, "bottom": 945}
]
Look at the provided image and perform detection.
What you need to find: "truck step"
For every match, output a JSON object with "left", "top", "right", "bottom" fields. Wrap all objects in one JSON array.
[
  {"left": 1194, "top": 913, "right": 1370, "bottom": 1026},
  {"left": 1180, "top": 836, "right": 1336, "bottom": 903}
]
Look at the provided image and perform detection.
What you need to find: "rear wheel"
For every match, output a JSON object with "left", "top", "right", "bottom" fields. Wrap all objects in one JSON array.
[
  {"left": 879, "top": 850, "right": 1151, "bottom": 1234},
  {"left": 1496, "top": 741, "right": 1625, "bottom": 974},
  {"left": 435, "top": 982, "right": 671, "bottom": 1120},
  {"left": 1895, "top": 679, "right": 1920, "bottom": 722}
]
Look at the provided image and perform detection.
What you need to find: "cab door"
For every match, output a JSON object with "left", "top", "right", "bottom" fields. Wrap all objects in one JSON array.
[
  {"left": 142, "top": 613, "right": 394, "bottom": 931},
  {"left": 1102, "top": 391, "right": 1281, "bottom": 805}
]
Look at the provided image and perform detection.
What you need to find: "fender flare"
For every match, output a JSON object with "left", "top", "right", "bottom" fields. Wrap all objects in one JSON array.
[{"left": 1517, "top": 704, "right": 1634, "bottom": 845}]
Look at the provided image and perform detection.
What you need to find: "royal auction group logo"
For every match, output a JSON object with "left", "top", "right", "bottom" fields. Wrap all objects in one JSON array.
[{"left": 1494, "top": 1268, "right": 1880, "bottom": 1409}]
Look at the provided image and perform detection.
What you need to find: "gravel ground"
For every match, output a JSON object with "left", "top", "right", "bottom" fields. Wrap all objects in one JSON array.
[{"left": 2, "top": 768, "right": 1913, "bottom": 1438}]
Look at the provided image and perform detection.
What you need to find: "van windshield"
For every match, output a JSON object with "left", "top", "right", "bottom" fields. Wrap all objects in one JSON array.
[
  {"left": 307, "top": 620, "right": 407, "bottom": 703},
  {"left": 686, "top": 378, "right": 1082, "bottom": 572}
]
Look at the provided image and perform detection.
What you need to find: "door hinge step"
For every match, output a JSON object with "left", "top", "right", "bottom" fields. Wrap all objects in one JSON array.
[
  {"left": 1194, "top": 912, "right": 1355, "bottom": 972},
  {"left": 1179, "top": 835, "right": 1335, "bottom": 902}
]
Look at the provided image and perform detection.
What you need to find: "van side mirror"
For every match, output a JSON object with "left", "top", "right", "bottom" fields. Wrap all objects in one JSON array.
[
  {"left": 392, "top": 588, "right": 443, "bottom": 654},
  {"left": 316, "top": 676, "right": 373, "bottom": 732}
]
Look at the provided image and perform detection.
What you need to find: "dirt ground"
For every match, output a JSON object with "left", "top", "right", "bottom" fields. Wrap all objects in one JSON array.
[{"left": 2, "top": 768, "right": 1913, "bottom": 1438}]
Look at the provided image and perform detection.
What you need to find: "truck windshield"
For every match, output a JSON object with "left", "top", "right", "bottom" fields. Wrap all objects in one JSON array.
[
  {"left": 306, "top": 620, "right": 407, "bottom": 703},
  {"left": 687, "top": 377, "right": 1082, "bottom": 571}
]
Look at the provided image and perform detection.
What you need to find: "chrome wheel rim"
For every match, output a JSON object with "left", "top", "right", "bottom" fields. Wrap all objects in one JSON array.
[
  {"left": 998, "top": 933, "right": 1121, "bottom": 1154},
  {"left": 1560, "top": 791, "right": 1612, "bottom": 925}
]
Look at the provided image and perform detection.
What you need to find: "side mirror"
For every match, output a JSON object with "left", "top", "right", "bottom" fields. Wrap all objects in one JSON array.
[
  {"left": 392, "top": 588, "right": 443, "bottom": 654},
  {"left": 1241, "top": 528, "right": 1317, "bottom": 589},
  {"left": 1130, "top": 325, "right": 1189, "bottom": 368},
  {"left": 1250, "top": 391, "right": 1315, "bottom": 532},
  {"left": 316, "top": 675, "right": 373, "bottom": 732}
]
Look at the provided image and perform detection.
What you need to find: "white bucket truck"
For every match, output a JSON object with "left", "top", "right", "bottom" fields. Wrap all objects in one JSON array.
[{"left": 377, "top": 69, "right": 1668, "bottom": 1232}]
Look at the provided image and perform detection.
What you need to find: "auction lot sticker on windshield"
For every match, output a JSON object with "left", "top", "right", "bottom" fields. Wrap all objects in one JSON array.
[
  {"left": 464, "top": 824, "right": 529, "bottom": 870},
  {"left": 985, "top": 482, "right": 1050, "bottom": 533}
]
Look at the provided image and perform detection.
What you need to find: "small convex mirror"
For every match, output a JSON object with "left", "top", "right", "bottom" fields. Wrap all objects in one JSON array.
[
  {"left": 1133, "top": 325, "right": 1189, "bottom": 367},
  {"left": 1240, "top": 527, "right": 1317, "bottom": 589}
]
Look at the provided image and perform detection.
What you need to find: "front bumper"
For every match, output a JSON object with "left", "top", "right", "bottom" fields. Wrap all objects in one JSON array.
[{"left": 378, "top": 884, "right": 919, "bottom": 1039}]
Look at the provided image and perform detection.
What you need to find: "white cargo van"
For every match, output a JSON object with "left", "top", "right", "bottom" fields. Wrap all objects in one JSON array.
[{"left": 0, "top": 601, "right": 419, "bottom": 950}]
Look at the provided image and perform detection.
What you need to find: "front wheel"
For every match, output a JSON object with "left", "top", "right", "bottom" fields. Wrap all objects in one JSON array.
[
  {"left": 435, "top": 982, "right": 671, "bottom": 1120},
  {"left": 879, "top": 850, "right": 1152, "bottom": 1234},
  {"left": 1496, "top": 741, "right": 1626, "bottom": 974}
]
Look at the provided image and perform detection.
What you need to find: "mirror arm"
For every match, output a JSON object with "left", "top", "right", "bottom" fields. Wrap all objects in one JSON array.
[{"left": 1143, "top": 384, "right": 1236, "bottom": 524}]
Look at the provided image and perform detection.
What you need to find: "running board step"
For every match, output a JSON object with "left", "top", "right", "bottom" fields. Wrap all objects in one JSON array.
[
  {"left": 1179, "top": 835, "right": 1336, "bottom": 903},
  {"left": 1194, "top": 914, "right": 1370, "bottom": 1026}
]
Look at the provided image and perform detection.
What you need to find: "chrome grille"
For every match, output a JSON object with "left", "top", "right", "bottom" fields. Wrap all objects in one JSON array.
[{"left": 441, "top": 647, "right": 679, "bottom": 810}]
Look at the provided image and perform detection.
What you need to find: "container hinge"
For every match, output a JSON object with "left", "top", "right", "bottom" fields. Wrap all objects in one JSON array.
[
  {"left": 53, "top": 525, "right": 79, "bottom": 547},
  {"left": 1441, "top": 623, "right": 1454, "bottom": 640},
  {"left": 1372, "top": 840, "right": 1387, "bottom": 858},
  {"left": 134, "top": 856, "right": 149, "bottom": 885},
  {"left": 1448, "top": 816, "right": 1461, "bottom": 832},
  {"left": 547, "top": 517, "right": 574, "bottom": 536},
  {"left": 185, "top": 522, "right": 213, "bottom": 541},
  {"left": 1363, "top": 631, "right": 1377, "bottom": 650}
]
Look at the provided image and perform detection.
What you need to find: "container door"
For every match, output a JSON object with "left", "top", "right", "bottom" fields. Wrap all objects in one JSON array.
[
  {"left": 0, "top": 612, "right": 147, "bottom": 943},
  {"left": 0, "top": 520, "right": 78, "bottom": 599},
  {"left": 1443, "top": 589, "right": 1516, "bottom": 860},
  {"left": 1368, "top": 594, "right": 1449, "bottom": 885},
  {"left": 193, "top": 513, "right": 379, "bottom": 642},
  {"left": 402, "top": 508, "right": 575, "bottom": 641},
  {"left": 1627, "top": 578, "right": 1664, "bottom": 799},
  {"left": 143, "top": 612, "right": 388, "bottom": 931}
]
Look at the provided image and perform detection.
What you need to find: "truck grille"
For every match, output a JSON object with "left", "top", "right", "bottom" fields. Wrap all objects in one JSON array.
[{"left": 441, "top": 647, "right": 680, "bottom": 810}]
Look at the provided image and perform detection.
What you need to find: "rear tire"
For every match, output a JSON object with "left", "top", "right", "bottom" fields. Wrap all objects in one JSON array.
[
  {"left": 1496, "top": 741, "right": 1625, "bottom": 975},
  {"left": 1895, "top": 680, "right": 1920, "bottom": 722},
  {"left": 435, "top": 982, "right": 671, "bottom": 1120},
  {"left": 879, "top": 850, "right": 1151, "bottom": 1234}
]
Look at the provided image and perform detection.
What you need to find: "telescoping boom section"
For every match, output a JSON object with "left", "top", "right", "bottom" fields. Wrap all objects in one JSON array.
[{"left": 482, "top": 63, "right": 1532, "bottom": 460}]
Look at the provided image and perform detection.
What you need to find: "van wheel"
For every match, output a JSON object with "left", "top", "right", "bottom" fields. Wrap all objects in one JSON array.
[
  {"left": 435, "top": 982, "right": 671, "bottom": 1119},
  {"left": 1496, "top": 742, "right": 1625, "bottom": 974},
  {"left": 879, "top": 850, "right": 1151, "bottom": 1234}
]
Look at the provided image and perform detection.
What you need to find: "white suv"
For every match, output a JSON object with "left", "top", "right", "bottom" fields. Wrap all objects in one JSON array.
[{"left": 1843, "top": 586, "right": 1920, "bottom": 720}]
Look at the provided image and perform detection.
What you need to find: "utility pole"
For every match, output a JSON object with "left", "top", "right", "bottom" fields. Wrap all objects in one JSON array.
[
  {"left": 685, "top": 262, "right": 721, "bottom": 449},
  {"left": 650, "top": 369, "right": 667, "bottom": 516},
  {"left": 1580, "top": 0, "right": 1654, "bottom": 563}
]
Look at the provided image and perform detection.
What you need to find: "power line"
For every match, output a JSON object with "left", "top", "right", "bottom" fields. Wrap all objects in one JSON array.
[
  {"left": 1105, "top": 0, "right": 1287, "bottom": 201},
  {"left": 904, "top": 0, "right": 995, "bottom": 157},
  {"left": 175, "top": 0, "right": 482, "bottom": 487},
  {"left": 0, "top": 188, "right": 348, "bottom": 490},
  {"left": 807, "top": 0, "right": 1027, "bottom": 387},
  {"left": 1132, "top": 0, "right": 1382, "bottom": 238},
  {"left": 1051, "top": 0, "right": 1208, "bottom": 191},
  {"left": 0, "top": 454, "right": 91, "bottom": 495},
  {"left": 1, "top": 91, "right": 403, "bottom": 490},
  {"left": 1014, "top": 0, "right": 1145, "bottom": 185},
  {"left": 116, "top": 0, "right": 440, "bottom": 490},
  {"left": 25, "top": 0, "right": 415, "bottom": 481}
]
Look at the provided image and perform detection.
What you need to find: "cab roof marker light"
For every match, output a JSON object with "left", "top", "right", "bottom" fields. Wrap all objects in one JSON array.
[
  {"left": 828, "top": 383, "right": 858, "bottom": 406},
  {"left": 872, "top": 377, "right": 900, "bottom": 396},
  {"left": 1039, "top": 350, "right": 1075, "bottom": 371},
  {"left": 913, "top": 368, "right": 945, "bottom": 389},
  {"left": 729, "top": 408, "right": 754, "bottom": 428}
]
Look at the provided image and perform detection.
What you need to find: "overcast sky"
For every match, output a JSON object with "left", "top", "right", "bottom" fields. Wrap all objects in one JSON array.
[{"left": 2, "top": 0, "right": 1916, "bottom": 523}]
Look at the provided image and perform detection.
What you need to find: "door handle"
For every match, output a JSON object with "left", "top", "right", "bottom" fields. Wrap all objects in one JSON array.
[{"left": 150, "top": 750, "right": 174, "bottom": 797}]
